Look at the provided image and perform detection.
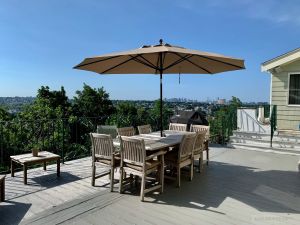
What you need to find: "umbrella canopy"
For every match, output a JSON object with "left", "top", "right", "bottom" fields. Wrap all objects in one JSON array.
[{"left": 74, "top": 39, "right": 245, "bottom": 136}]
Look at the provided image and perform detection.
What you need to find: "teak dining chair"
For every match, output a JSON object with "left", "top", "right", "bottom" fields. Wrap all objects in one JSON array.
[
  {"left": 193, "top": 130, "right": 206, "bottom": 172},
  {"left": 169, "top": 123, "right": 188, "bottom": 131},
  {"left": 117, "top": 126, "right": 135, "bottom": 137},
  {"left": 97, "top": 125, "right": 118, "bottom": 139},
  {"left": 119, "top": 136, "right": 166, "bottom": 201},
  {"left": 137, "top": 124, "right": 152, "bottom": 134},
  {"left": 90, "top": 133, "right": 118, "bottom": 191},
  {"left": 190, "top": 124, "right": 210, "bottom": 165},
  {"left": 165, "top": 133, "right": 196, "bottom": 187}
]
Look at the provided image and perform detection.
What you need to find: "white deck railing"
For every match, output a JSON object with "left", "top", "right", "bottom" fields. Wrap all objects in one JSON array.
[{"left": 237, "top": 108, "right": 270, "bottom": 134}]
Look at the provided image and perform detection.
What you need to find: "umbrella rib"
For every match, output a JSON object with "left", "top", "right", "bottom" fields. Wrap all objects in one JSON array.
[
  {"left": 195, "top": 55, "right": 245, "bottom": 69},
  {"left": 73, "top": 55, "right": 121, "bottom": 69},
  {"left": 164, "top": 54, "right": 193, "bottom": 70},
  {"left": 136, "top": 55, "right": 158, "bottom": 69},
  {"left": 172, "top": 52, "right": 213, "bottom": 74},
  {"left": 131, "top": 56, "right": 159, "bottom": 71},
  {"left": 162, "top": 52, "right": 167, "bottom": 68},
  {"left": 155, "top": 54, "right": 160, "bottom": 74},
  {"left": 100, "top": 55, "right": 140, "bottom": 74}
]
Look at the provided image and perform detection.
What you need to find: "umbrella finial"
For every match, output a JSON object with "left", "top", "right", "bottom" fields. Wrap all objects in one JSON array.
[{"left": 159, "top": 39, "right": 163, "bottom": 45}]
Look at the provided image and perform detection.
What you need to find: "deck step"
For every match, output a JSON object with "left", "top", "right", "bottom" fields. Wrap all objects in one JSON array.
[
  {"left": 230, "top": 136, "right": 300, "bottom": 149},
  {"left": 229, "top": 142, "right": 300, "bottom": 155}
]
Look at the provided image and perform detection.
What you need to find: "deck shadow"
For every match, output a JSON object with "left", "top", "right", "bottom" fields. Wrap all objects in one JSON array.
[
  {"left": 0, "top": 200, "right": 31, "bottom": 225},
  {"left": 147, "top": 161, "right": 300, "bottom": 214},
  {"left": 5, "top": 172, "right": 82, "bottom": 201}
]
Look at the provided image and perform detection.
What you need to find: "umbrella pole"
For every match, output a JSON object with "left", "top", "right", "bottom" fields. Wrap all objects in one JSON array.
[
  {"left": 160, "top": 71, "right": 163, "bottom": 137},
  {"left": 159, "top": 49, "right": 164, "bottom": 137}
]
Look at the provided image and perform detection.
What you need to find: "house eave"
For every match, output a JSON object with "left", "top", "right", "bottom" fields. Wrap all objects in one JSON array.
[{"left": 261, "top": 48, "right": 300, "bottom": 72}]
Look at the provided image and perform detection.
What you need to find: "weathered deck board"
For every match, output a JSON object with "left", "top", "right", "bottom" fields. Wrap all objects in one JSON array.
[{"left": 1, "top": 146, "right": 300, "bottom": 225}]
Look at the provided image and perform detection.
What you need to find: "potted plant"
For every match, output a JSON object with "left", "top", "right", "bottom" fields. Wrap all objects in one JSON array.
[{"left": 31, "top": 144, "right": 40, "bottom": 157}]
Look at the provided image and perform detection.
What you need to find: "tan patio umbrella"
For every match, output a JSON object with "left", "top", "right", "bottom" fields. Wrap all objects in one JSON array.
[{"left": 74, "top": 39, "right": 245, "bottom": 136}]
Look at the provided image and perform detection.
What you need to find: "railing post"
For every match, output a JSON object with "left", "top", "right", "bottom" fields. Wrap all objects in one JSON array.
[
  {"left": 0, "top": 123, "right": 3, "bottom": 165},
  {"left": 62, "top": 119, "right": 65, "bottom": 164},
  {"left": 270, "top": 105, "right": 277, "bottom": 148}
]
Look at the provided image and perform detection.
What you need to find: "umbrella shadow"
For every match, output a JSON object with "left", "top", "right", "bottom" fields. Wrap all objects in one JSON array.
[{"left": 147, "top": 161, "right": 300, "bottom": 214}]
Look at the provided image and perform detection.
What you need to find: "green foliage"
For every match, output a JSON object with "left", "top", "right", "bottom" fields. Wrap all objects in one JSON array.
[
  {"left": 106, "top": 100, "right": 173, "bottom": 131},
  {"left": 0, "top": 84, "right": 117, "bottom": 172},
  {"left": 72, "top": 83, "right": 115, "bottom": 120},
  {"left": 0, "top": 106, "right": 11, "bottom": 121},
  {"left": 209, "top": 96, "right": 240, "bottom": 144},
  {"left": 149, "top": 100, "right": 173, "bottom": 131}
]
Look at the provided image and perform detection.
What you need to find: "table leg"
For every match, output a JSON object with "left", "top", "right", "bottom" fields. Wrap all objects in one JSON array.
[
  {"left": 0, "top": 178, "right": 4, "bottom": 202},
  {"left": 11, "top": 160, "right": 14, "bottom": 177},
  {"left": 23, "top": 164, "right": 27, "bottom": 185},
  {"left": 43, "top": 161, "right": 47, "bottom": 170},
  {"left": 57, "top": 158, "right": 60, "bottom": 177},
  {"left": 160, "top": 154, "right": 164, "bottom": 193}
]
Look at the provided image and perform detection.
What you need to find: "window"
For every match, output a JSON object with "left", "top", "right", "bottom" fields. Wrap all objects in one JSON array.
[{"left": 288, "top": 74, "right": 300, "bottom": 105}]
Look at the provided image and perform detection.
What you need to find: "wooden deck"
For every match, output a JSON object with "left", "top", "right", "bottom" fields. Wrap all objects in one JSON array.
[{"left": 1, "top": 146, "right": 300, "bottom": 225}]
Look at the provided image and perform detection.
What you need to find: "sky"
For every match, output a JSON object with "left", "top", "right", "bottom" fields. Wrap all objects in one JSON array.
[{"left": 1, "top": 0, "right": 300, "bottom": 102}]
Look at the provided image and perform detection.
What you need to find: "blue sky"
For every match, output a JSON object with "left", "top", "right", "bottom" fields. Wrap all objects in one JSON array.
[{"left": 1, "top": 0, "right": 300, "bottom": 102}]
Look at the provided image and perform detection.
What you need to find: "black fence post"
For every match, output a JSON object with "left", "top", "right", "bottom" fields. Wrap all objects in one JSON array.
[{"left": 62, "top": 119, "right": 65, "bottom": 164}]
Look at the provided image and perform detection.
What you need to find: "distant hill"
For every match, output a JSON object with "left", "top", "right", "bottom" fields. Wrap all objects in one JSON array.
[{"left": 0, "top": 97, "right": 35, "bottom": 114}]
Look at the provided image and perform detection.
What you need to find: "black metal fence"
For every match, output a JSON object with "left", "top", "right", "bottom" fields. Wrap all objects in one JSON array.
[
  {"left": 0, "top": 117, "right": 106, "bottom": 173},
  {"left": 0, "top": 114, "right": 167, "bottom": 173}
]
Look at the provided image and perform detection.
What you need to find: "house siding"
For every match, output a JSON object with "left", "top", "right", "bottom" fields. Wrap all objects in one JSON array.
[{"left": 271, "top": 60, "right": 300, "bottom": 130}]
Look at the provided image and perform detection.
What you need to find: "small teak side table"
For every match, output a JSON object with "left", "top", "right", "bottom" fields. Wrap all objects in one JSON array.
[{"left": 10, "top": 151, "right": 61, "bottom": 185}]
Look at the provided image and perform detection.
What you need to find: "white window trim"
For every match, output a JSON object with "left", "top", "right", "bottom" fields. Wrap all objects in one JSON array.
[{"left": 287, "top": 72, "right": 300, "bottom": 107}]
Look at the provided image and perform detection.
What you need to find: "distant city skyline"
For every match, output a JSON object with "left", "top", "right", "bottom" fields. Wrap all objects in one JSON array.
[{"left": 1, "top": 0, "right": 300, "bottom": 102}]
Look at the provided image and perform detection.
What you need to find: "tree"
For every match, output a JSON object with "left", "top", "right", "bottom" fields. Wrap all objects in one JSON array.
[
  {"left": 209, "top": 96, "right": 242, "bottom": 144},
  {"left": 107, "top": 102, "right": 139, "bottom": 127},
  {"left": 149, "top": 100, "right": 173, "bottom": 131},
  {"left": 37, "top": 86, "right": 70, "bottom": 117},
  {"left": 0, "top": 107, "right": 11, "bottom": 121},
  {"left": 72, "top": 84, "right": 115, "bottom": 121}
]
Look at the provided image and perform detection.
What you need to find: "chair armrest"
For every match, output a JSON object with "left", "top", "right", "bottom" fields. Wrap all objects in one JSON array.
[{"left": 146, "top": 150, "right": 167, "bottom": 160}]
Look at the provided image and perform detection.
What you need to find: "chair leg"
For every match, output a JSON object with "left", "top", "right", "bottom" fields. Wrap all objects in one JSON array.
[
  {"left": 140, "top": 174, "right": 145, "bottom": 201},
  {"left": 91, "top": 164, "right": 96, "bottom": 186},
  {"left": 130, "top": 174, "right": 134, "bottom": 189},
  {"left": 134, "top": 175, "right": 139, "bottom": 188},
  {"left": 176, "top": 165, "right": 181, "bottom": 188},
  {"left": 110, "top": 166, "right": 114, "bottom": 192},
  {"left": 160, "top": 155, "right": 164, "bottom": 193},
  {"left": 119, "top": 168, "right": 124, "bottom": 193},
  {"left": 190, "top": 160, "right": 193, "bottom": 181},
  {"left": 206, "top": 149, "right": 209, "bottom": 165},
  {"left": 200, "top": 152, "right": 203, "bottom": 173}
]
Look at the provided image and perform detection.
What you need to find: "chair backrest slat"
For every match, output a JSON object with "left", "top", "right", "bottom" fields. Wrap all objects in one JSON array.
[
  {"left": 138, "top": 124, "right": 152, "bottom": 134},
  {"left": 117, "top": 126, "right": 135, "bottom": 137},
  {"left": 97, "top": 125, "right": 118, "bottom": 139},
  {"left": 190, "top": 124, "right": 210, "bottom": 140},
  {"left": 193, "top": 130, "right": 206, "bottom": 153},
  {"left": 120, "top": 136, "right": 145, "bottom": 165},
  {"left": 179, "top": 133, "right": 196, "bottom": 157},
  {"left": 169, "top": 123, "right": 188, "bottom": 131},
  {"left": 90, "top": 133, "right": 114, "bottom": 159}
]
